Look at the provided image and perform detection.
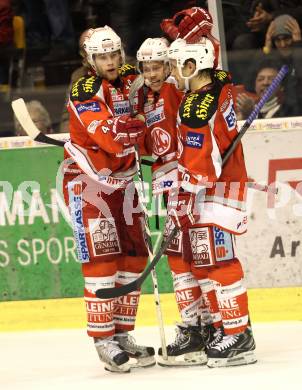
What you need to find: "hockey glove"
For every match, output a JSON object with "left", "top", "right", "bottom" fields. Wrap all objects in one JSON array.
[
  {"left": 112, "top": 114, "right": 146, "bottom": 145},
  {"left": 161, "top": 7, "right": 213, "bottom": 43},
  {"left": 167, "top": 189, "right": 197, "bottom": 231}
]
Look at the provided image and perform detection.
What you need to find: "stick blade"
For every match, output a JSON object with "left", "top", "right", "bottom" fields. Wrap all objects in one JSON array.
[
  {"left": 11, "top": 98, "right": 40, "bottom": 139},
  {"left": 95, "top": 280, "right": 139, "bottom": 299}
]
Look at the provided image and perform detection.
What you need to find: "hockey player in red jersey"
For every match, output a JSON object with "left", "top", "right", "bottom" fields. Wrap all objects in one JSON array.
[
  {"left": 62, "top": 26, "right": 155, "bottom": 373},
  {"left": 137, "top": 37, "right": 223, "bottom": 366},
  {"left": 165, "top": 37, "right": 257, "bottom": 368}
]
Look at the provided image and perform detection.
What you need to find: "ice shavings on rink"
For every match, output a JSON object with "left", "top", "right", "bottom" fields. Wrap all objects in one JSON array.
[{"left": 0, "top": 322, "right": 301, "bottom": 390}]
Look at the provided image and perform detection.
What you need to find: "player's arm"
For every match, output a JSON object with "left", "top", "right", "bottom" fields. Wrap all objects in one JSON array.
[{"left": 69, "top": 97, "right": 124, "bottom": 154}]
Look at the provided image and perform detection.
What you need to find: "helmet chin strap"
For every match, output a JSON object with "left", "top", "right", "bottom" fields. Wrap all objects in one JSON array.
[{"left": 179, "top": 66, "right": 198, "bottom": 92}]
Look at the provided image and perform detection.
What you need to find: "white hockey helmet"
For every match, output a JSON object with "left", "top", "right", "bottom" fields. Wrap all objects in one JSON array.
[
  {"left": 168, "top": 37, "right": 215, "bottom": 80},
  {"left": 84, "top": 26, "right": 124, "bottom": 72},
  {"left": 137, "top": 38, "right": 169, "bottom": 62}
]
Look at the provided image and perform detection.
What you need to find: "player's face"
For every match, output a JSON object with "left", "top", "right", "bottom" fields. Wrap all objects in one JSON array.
[
  {"left": 255, "top": 68, "right": 279, "bottom": 97},
  {"left": 142, "top": 61, "right": 168, "bottom": 92},
  {"left": 94, "top": 51, "right": 121, "bottom": 81},
  {"left": 169, "top": 59, "right": 187, "bottom": 90}
]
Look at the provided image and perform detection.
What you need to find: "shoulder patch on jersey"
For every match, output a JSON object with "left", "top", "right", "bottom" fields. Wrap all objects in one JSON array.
[
  {"left": 214, "top": 70, "right": 232, "bottom": 85},
  {"left": 179, "top": 90, "right": 218, "bottom": 128},
  {"left": 118, "top": 63, "right": 137, "bottom": 77},
  {"left": 70, "top": 76, "right": 101, "bottom": 102}
]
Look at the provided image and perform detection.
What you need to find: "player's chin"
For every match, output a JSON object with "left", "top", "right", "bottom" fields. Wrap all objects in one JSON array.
[
  {"left": 150, "top": 81, "right": 163, "bottom": 93},
  {"left": 105, "top": 69, "right": 119, "bottom": 81}
]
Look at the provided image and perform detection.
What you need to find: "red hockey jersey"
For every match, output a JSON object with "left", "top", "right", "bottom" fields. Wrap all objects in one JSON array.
[
  {"left": 65, "top": 65, "right": 141, "bottom": 188},
  {"left": 177, "top": 70, "right": 248, "bottom": 234},
  {"left": 143, "top": 77, "right": 183, "bottom": 194}
]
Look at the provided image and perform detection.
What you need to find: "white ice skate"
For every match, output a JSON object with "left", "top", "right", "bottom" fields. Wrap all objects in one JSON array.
[
  {"left": 114, "top": 332, "right": 156, "bottom": 369},
  {"left": 158, "top": 323, "right": 207, "bottom": 367},
  {"left": 94, "top": 337, "right": 130, "bottom": 373}
]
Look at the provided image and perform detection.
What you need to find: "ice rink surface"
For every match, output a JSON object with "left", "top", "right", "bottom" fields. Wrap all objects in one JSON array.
[{"left": 1, "top": 322, "right": 301, "bottom": 390}]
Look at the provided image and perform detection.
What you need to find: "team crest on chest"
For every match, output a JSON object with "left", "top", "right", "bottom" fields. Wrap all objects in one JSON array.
[{"left": 151, "top": 127, "right": 171, "bottom": 156}]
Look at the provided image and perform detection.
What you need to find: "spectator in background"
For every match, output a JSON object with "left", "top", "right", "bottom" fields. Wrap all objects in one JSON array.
[
  {"left": 263, "top": 14, "right": 302, "bottom": 114},
  {"left": 232, "top": 0, "right": 302, "bottom": 50},
  {"left": 0, "top": 0, "right": 14, "bottom": 84},
  {"left": 236, "top": 59, "right": 296, "bottom": 120},
  {"left": 14, "top": 100, "right": 54, "bottom": 136},
  {"left": 0, "top": 0, "right": 13, "bottom": 46},
  {"left": 263, "top": 14, "right": 302, "bottom": 57},
  {"left": 109, "top": 0, "right": 198, "bottom": 62},
  {"left": 22, "top": 0, "right": 75, "bottom": 60}
]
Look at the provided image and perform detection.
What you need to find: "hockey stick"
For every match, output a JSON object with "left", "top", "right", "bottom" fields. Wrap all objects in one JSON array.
[
  {"left": 129, "top": 74, "right": 168, "bottom": 359},
  {"left": 95, "top": 64, "right": 288, "bottom": 299},
  {"left": 12, "top": 98, "right": 66, "bottom": 147},
  {"left": 11, "top": 99, "right": 278, "bottom": 195}
]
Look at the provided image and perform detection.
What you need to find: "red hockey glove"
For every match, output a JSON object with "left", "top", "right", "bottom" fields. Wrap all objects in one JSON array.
[
  {"left": 161, "top": 7, "right": 213, "bottom": 43},
  {"left": 175, "top": 7, "right": 213, "bottom": 42},
  {"left": 160, "top": 7, "right": 220, "bottom": 68},
  {"left": 160, "top": 18, "right": 179, "bottom": 41},
  {"left": 112, "top": 115, "right": 146, "bottom": 145},
  {"left": 167, "top": 189, "right": 197, "bottom": 231}
]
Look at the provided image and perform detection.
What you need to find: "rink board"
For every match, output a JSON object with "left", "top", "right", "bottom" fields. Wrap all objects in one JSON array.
[
  {"left": 0, "top": 287, "right": 301, "bottom": 332},
  {"left": 1, "top": 117, "right": 302, "bottom": 302}
]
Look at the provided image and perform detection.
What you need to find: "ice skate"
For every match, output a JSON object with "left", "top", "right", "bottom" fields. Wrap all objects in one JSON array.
[
  {"left": 203, "top": 325, "right": 224, "bottom": 350},
  {"left": 158, "top": 323, "right": 207, "bottom": 367},
  {"left": 94, "top": 337, "right": 130, "bottom": 373},
  {"left": 114, "top": 332, "right": 156, "bottom": 368},
  {"left": 207, "top": 327, "right": 257, "bottom": 367}
]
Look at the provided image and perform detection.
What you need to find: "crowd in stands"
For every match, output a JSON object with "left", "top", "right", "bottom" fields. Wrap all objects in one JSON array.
[{"left": 0, "top": 0, "right": 301, "bottom": 136}]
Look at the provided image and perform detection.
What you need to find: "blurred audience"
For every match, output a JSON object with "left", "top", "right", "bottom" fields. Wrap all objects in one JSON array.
[
  {"left": 263, "top": 14, "right": 302, "bottom": 113},
  {"left": 109, "top": 0, "right": 198, "bottom": 62},
  {"left": 22, "top": 0, "right": 75, "bottom": 60},
  {"left": 0, "top": 0, "right": 13, "bottom": 46},
  {"left": 14, "top": 100, "right": 54, "bottom": 136},
  {"left": 236, "top": 58, "right": 297, "bottom": 120},
  {"left": 231, "top": 0, "right": 302, "bottom": 50},
  {"left": 0, "top": 0, "right": 14, "bottom": 84}
]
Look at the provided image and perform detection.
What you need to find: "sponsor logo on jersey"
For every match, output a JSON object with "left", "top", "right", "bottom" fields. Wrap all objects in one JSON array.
[
  {"left": 183, "top": 93, "right": 199, "bottom": 118},
  {"left": 87, "top": 120, "right": 101, "bottom": 134},
  {"left": 71, "top": 76, "right": 101, "bottom": 101},
  {"left": 186, "top": 131, "right": 204, "bottom": 148},
  {"left": 164, "top": 218, "right": 182, "bottom": 253},
  {"left": 146, "top": 106, "right": 165, "bottom": 127},
  {"left": 215, "top": 71, "right": 228, "bottom": 82},
  {"left": 151, "top": 127, "right": 171, "bottom": 155},
  {"left": 195, "top": 93, "right": 215, "bottom": 120},
  {"left": 113, "top": 100, "right": 130, "bottom": 116},
  {"left": 189, "top": 227, "right": 215, "bottom": 266},
  {"left": 152, "top": 180, "right": 174, "bottom": 192},
  {"left": 212, "top": 226, "right": 234, "bottom": 261},
  {"left": 110, "top": 87, "right": 126, "bottom": 102},
  {"left": 67, "top": 182, "right": 89, "bottom": 263},
  {"left": 76, "top": 101, "right": 101, "bottom": 115},
  {"left": 89, "top": 218, "right": 121, "bottom": 256},
  {"left": 223, "top": 102, "right": 237, "bottom": 131}
]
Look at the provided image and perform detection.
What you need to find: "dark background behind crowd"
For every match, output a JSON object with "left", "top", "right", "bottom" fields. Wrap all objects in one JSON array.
[{"left": 0, "top": 0, "right": 301, "bottom": 136}]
